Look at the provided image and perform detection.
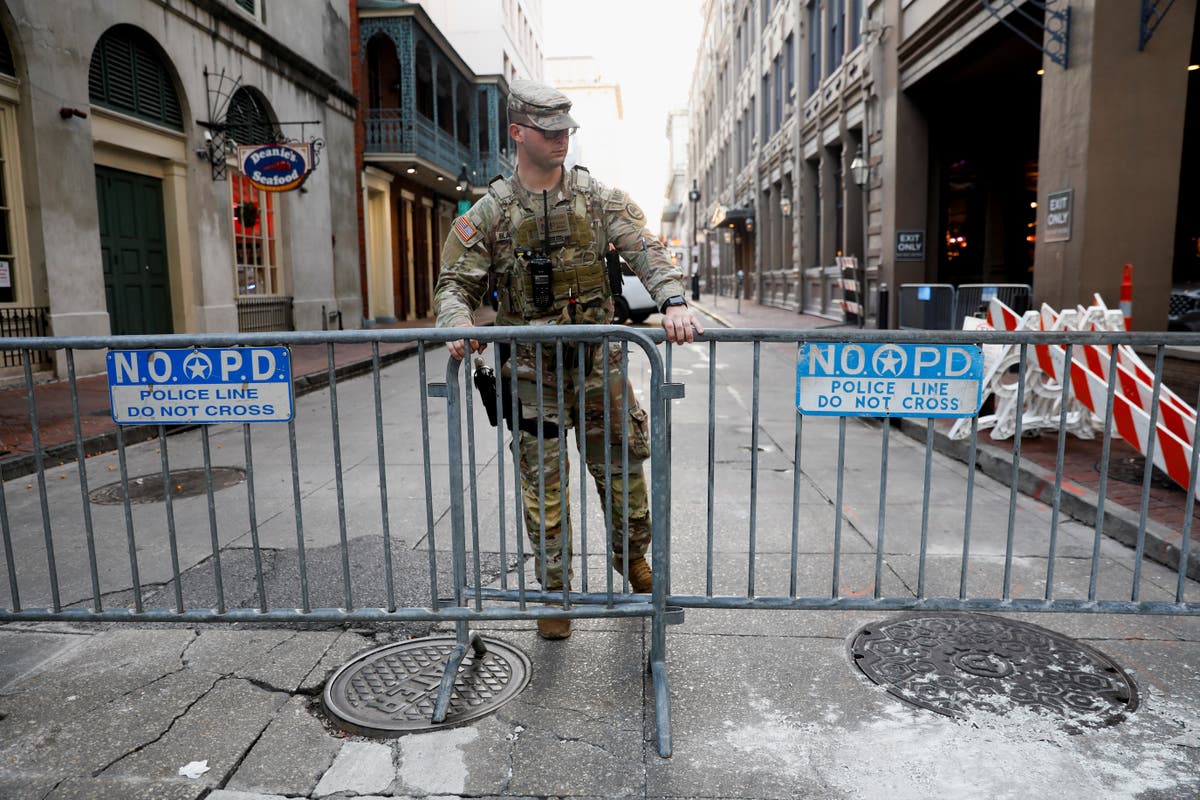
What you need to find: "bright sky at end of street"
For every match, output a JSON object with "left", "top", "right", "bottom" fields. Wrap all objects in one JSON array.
[{"left": 543, "top": 0, "right": 703, "bottom": 235}]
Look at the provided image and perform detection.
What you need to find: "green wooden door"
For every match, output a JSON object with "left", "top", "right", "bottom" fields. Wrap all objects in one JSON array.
[{"left": 96, "top": 166, "right": 173, "bottom": 335}]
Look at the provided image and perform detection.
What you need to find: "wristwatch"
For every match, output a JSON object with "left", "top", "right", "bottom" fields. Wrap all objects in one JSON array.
[{"left": 660, "top": 295, "right": 687, "bottom": 313}]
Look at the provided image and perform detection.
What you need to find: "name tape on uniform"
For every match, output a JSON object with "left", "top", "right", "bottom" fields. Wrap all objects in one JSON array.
[
  {"left": 796, "top": 343, "right": 983, "bottom": 418},
  {"left": 107, "top": 347, "right": 293, "bottom": 424}
]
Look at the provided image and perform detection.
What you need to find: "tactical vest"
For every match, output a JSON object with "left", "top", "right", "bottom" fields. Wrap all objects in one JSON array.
[{"left": 488, "top": 167, "right": 615, "bottom": 324}]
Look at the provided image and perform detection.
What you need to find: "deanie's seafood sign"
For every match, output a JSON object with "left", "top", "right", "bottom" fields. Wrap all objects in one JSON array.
[{"left": 237, "top": 143, "right": 314, "bottom": 192}]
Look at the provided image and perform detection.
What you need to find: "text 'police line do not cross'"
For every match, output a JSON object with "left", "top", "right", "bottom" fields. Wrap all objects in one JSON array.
[
  {"left": 107, "top": 347, "right": 294, "bottom": 424},
  {"left": 796, "top": 343, "right": 983, "bottom": 418}
]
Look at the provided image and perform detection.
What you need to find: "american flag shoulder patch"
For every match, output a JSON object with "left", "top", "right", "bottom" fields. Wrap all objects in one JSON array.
[{"left": 452, "top": 215, "right": 479, "bottom": 245}]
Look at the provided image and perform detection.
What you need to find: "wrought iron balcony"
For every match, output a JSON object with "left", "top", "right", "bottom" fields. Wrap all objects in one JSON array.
[
  {"left": 365, "top": 108, "right": 405, "bottom": 152},
  {"left": 365, "top": 108, "right": 513, "bottom": 182}
]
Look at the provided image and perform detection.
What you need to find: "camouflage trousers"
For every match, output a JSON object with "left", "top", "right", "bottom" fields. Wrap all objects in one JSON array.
[{"left": 507, "top": 342, "right": 652, "bottom": 591}]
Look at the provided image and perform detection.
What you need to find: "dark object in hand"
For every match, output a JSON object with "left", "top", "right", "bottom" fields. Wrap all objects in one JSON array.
[
  {"left": 605, "top": 249, "right": 624, "bottom": 297},
  {"left": 472, "top": 357, "right": 560, "bottom": 438}
]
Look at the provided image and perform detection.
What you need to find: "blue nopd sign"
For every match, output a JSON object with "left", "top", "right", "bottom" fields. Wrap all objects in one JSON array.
[
  {"left": 796, "top": 342, "right": 983, "bottom": 418},
  {"left": 107, "top": 347, "right": 294, "bottom": 424},
  {"left": 237, "top": 144, "right": 314, "bottom": 192}
]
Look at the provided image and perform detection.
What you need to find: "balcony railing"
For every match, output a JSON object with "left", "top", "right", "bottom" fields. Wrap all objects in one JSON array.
[
  {"left": 365, "top": 108, "right": 406, "bottom": 152},
  {"left": 1, "top": 306, "right": 52, "bottom": 367},
  {"left": 365, "top": 109, "right": 515, "bottom": 181},
  {"left": 477, "top": 150, "right": 515, "bottom": 181},
  {"left": 412, "top": 114, "right": 472, "bottom": 174}
]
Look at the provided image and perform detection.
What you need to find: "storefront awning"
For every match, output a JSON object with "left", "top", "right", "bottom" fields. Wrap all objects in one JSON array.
[{"left": 709, "top": 205, "right": 755, "bottom": 232}]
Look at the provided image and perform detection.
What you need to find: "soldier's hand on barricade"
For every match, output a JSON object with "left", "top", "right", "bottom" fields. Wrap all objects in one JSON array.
[
  {"left": 446, "top": 326, "right": 487, "bottom": 360},
  {"left": 661, "top": 306, "right": 703, "bottom": 345}
]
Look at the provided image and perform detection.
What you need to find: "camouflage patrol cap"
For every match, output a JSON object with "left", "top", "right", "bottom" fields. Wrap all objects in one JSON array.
[{"left": 508, "top": 79, "right": 579, "bottom": 131}]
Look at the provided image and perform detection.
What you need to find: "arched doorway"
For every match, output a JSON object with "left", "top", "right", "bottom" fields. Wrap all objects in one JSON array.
[{"left": 88, "top": 24, "right": 184, "bottom": 335}]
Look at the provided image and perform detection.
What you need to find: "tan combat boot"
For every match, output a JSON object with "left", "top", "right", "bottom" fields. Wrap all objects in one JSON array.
[
  {"left": 537, "top": 609, "right": 572, "bottom": 639},
  {"left": 538, "top": 587, "right": 572, "bottom": 640},
  {"left": 613, "top": 556, "right": 653, "bottom": 593}
]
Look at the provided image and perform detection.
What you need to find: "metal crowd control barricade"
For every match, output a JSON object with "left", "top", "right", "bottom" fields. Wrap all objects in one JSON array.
[
  {"left": 0, "top": 327, "right": 677, "bottom": 755},
  {"left": 657, "top": 326, "right": 1199, "bottom": 617},
  {"left": 955, "top": 284, "right": 1032, "bottom": 326},
  {"left": 898, "top": 284, "right": 957, "bottom": 329},
  {"left": 438, "top": 324, "right": 676, "bottom": 753},
  {"left": 4, "top": 325, "right": 1200, "bottom": 760}
]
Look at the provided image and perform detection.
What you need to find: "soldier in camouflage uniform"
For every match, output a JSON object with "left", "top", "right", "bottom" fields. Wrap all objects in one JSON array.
[{"left": 434, "top": 80, "right": 703, "bottom": 639}]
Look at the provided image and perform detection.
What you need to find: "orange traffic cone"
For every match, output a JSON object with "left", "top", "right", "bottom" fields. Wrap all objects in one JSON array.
[{"left": 1119, "top": 263, "right": 1133, "bottom": 331}]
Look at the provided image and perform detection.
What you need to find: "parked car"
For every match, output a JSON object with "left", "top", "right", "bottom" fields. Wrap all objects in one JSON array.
[
  {"left": 613, "top": 267, "right": 656, "bottom": 325},
  {"left": 1168, "top": 288, "right": 1200, "bottom": 332}
]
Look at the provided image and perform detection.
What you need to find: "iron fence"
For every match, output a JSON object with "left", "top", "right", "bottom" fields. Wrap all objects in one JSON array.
[
  {"left": 236, "top": 295, "right": 294, "bottom": 332},
  {"left": 0, "top": 306, "right": 51, "bottom": 367}
]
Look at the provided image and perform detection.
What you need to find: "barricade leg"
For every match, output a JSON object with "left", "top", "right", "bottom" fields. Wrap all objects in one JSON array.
[
  {"left": 432, "top": 355, "right": 485, "bottom": 723},
  {"left": 650, "top": 364, "right": 673, "bottom": 757},
  {"left": 431, "top": 620, "right": 488, "bottom": 723},
  {"left": 650, "top": 613, "right": 671, "bottom": 757}
]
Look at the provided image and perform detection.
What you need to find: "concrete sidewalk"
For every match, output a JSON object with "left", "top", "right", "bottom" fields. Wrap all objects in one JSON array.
[{"left": 0, "top": 303, "right": 1197, "bottom": 799}]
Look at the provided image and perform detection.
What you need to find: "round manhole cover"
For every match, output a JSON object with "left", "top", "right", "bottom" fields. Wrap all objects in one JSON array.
[
  {"left": 89, "top": 467, "right": 246, "bottom": 504},
  {"left": 850, "top": 613, "right": 1137, "bottom": 729},
  {"left": 323, "top": 636, "right": 531, "bottom": 736}
]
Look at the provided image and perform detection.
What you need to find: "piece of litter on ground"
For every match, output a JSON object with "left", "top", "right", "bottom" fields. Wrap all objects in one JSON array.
[
  {"left": 1168, "top": 732, "right": 1200, "bottom": 749},
  {"left": 179, "top": 760, "right": 210, "bottom": 779}
]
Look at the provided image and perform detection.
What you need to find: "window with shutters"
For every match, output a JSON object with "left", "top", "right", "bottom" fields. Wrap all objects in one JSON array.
[
  {"left": 808, "top": 1, "right": 821, "bottom": 95},
  {"left": 226, "top": 87, "right": 277, "bottom": 145},
  {"left": 88, "top": 26, "right": 183, "bottom": 130},
  {"left": 0, "top": 24, "right": 14, "bottom": 78},
  {"left": 234, "top": 0, "right": 265, "bottom": 22}
]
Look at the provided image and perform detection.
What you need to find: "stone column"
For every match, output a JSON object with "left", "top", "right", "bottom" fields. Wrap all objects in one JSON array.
[{"left": 1034, "top": 0, "right": 1196, "bottom": 329}]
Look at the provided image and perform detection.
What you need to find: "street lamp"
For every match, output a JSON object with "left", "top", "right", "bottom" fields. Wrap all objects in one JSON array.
[
  {"left": 455, "top": 164, "right": 473, "bottom": 218},
  {"left": 849, "top": 144, "right": 869, "bottom": 328},
  {"left": 688, "top": 179, "right": 701, "bottom": 301},
  {"left": 850, "top": 144, "right": 869, "bottom": 189}
]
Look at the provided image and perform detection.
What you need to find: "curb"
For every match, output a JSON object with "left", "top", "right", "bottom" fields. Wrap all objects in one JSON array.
[
  {"left": 894, "top": 417, "right": 1200, "bottom": 583},
  {"left": 689, "top": 300, "right": 736, "bottom": 329},
  {"left": 0, "top": 342, "right": 423, "bottom": 482}
]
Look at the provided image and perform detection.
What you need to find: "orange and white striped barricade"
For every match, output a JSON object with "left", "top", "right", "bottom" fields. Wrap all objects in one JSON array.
[
  {"left": 1079, "top": 297, "right": 1197, "bottom": 447},
  {"left": 1036, "top": 305, "right": 1102, "bottom": 439},
  {"left": 956, "top": 299, "right": 1053, "bottom": 441},
  {"left": 949, "top": 316, "right": 1006, "bottom": 440},
  {"left": 1035, "top": 312, "right": 1195, "bottom": 491}
]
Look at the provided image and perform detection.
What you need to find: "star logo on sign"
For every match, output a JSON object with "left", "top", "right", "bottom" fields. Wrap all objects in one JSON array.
[
  {"left": 873, "top": 345, "right": 906, "bottom": 376},
  {"left": 182, "top": 352, "right": 213, "bottom": 380}
]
